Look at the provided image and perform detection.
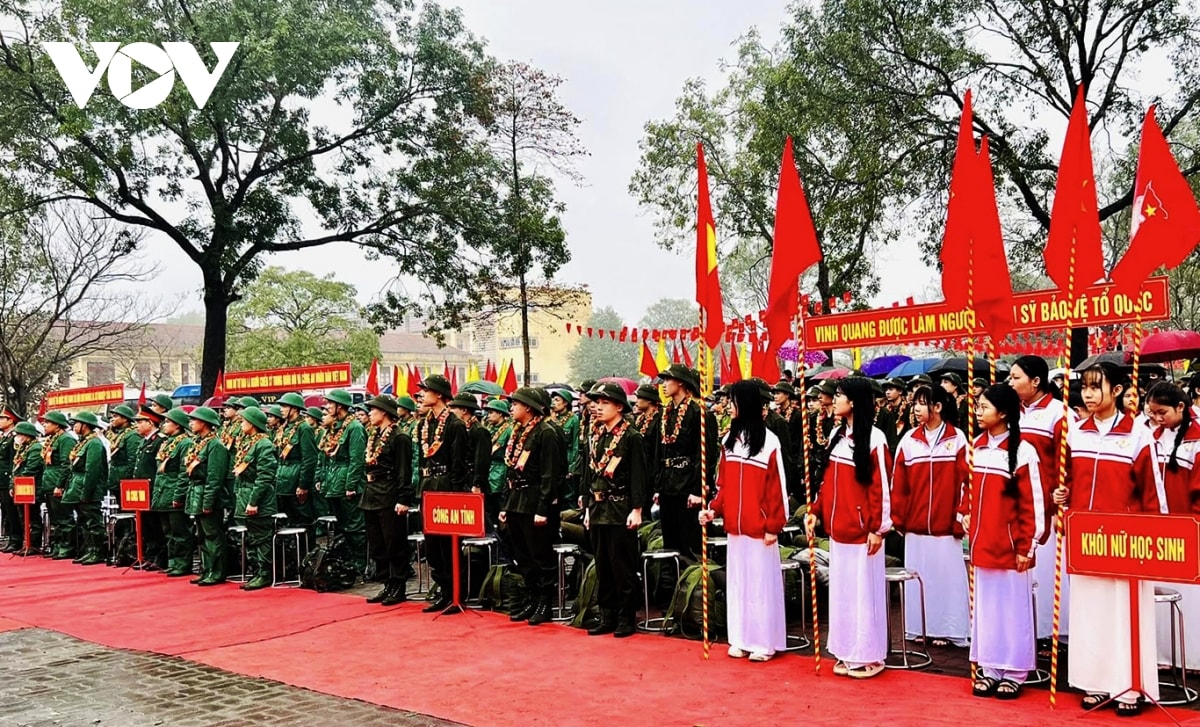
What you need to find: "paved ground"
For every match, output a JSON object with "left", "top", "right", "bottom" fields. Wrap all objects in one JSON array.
[{"left": 0, "top": 628, "right": 460, "bottom": 727}]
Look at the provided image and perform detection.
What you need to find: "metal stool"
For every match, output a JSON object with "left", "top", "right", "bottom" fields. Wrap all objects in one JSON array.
[
  {"left": 1026, "top": 580, "right": 1051, "bottom": 685},
  {"left": 885, "top": 567, "right": 932, "bottom": 669},
  {"left": 553, "top": 543, "right": 581, "bottom": 621},
  {"left": 107, "top": 512, "right": 136, "bottom": 557},
  {"left": 462, "top": 535, "right": 499, "bottom": 608},
  {"left": 706, "top": 536, "right": 728, "bottom": 564},
  {"left": 781, "top": 524, "right": 801, "bottom": 546},
  {"left": 317, "top": 515, "right": 338, "bottom": 544},
  {"left": 227, "top": 525, "right": 249, "bottom": 583},
  {"left": 272, "top": 527, "right": 309, "bottom": 587},
  {"left": 1157, "top": 586, "right": 1198, "bottom": 705},
  {"left": 271, "top": 512, "right": 288, "bottom": 530},
  {"left": 781, "top": 559, "right": 811, "bottom": 650},
  {"left": 639, "top": 549, "right": 683, "bottom": 632},
  {"left": 407, "top": 532, "right": 428, "bottom": 596}
]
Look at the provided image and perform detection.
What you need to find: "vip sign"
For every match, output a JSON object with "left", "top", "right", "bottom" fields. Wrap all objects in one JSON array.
[{"left": 42, "top": 41, "right": 239, "bottom": 110}]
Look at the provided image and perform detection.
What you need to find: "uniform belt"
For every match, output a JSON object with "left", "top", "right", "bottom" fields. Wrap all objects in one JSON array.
[
  {"left": 592, "top": 490, "right": 628, "bottom": 502},
  {"left": 662, "top": 456, "right": 692, "bottom": 469},
  {"left": 421, "top": 465, "right": 448, "bottom": 477},
  {"left": 507, "top": 477, "right": 531, "bottom": 490},
  {"left": 365, "top": 471, "right": 393, "bottom": 483}
]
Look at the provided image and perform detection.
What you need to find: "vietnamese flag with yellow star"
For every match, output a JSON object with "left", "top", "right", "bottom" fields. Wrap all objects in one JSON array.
[
  {"left": 695, "top": 143, "right": 725, "bottom": 350},
  {"left": 1108, "top": 105, "right": 1200, "bottom": 298}
]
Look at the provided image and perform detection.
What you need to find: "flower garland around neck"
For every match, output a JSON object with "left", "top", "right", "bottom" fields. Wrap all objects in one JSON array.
[
  {"left": 156, "top": 431, "right": 187, "bottom": 471},
  {"left": 419, "top": 408, "right": 451, "bottom": 458},
  {"left": 661, "top": 394, "right": 693, "bottom": 445},
  {"left": 815, "top": 413, "right": 842, "bottom": 448},
  {"left": 590, "top": 419, "right": 628, "bottom": 477},
  {"left": 322, "top": 416, "right": 348, "bottom": 456},
  {"left": 70, "top": 431, "right": 94, "bottom": 464},
  {"left": 185, "top": 431, "right": 216, "bottom": 474},
  {"left": 13, "top": 438, "right": 30, "bottom": 470},
  {"left": 366, "top": 422, "right": 394, "bottom": 465},
  {"left": 234, "top": 431, "right": 265, "bottom": 475},
  {"left": 634, "top": 410, "right": 656, "bottom": 435},
  {"left": 491, "top": 421, "right": 511, "bottom": 447},
  {"left": 274, "top": 419, "right": 299, "bottom": 453},
  {"left": 42, "top": 431, "right": 62, "bottom": 465},
  {"left": 505, "top": 417, "right": 541, "bottom": 468}
]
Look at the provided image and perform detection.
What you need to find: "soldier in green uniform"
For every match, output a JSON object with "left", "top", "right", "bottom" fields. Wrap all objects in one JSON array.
[
  {"left": 104, "top": 405, "right": 139, "bottom": 498},
  {"left": 878, "top": 378, "right": 910, "bottom": 453},
  {"left": 772, "top": 381, "right": 805, "bottom": 500},
  {"left": 482, "top": 399, "right": 513, "bottom": 535},
  {"left": 154, "top": 408, "right": 195, "bottom": 576},
  {"left": 275, "top": 392, "right": 317, "bottom": 538},
  {"left": 307, "top": 405, "right": 332, "bottom": 525},
  {"left": 63, "top": 412, "right": 109, "bottom": 565},
  {"left": 653, "top": 364, "right": 720, "bottom": 562},
  {"left": 219, "top": 398, "right": 244, "bottom": 450},
  {"left": 321, "top": 389, "right": 367, "bottom": 572},
  {"left": 754, "top": 379, "right": 794, "bottom": 502},
  {"left": 233, "top": 406, "right": 278, "bottom": 591},
  {"left": 150, "top": 394, "right": 174, "bottom": 417},
  {"left": 805, "top": 379, "right": 839, "bottom": 499},
  {"left": 42, "top": 411, "right": 77, "bottom": 559},
  {"left": 939, "top": 372, "right": 969, "bottom": 428},
  {"left": 10, "top": 420, "right": 44, "bottom": 553},
  {"left": 415, "top": 375, "right": 469, "bottom": 613},
  {"left": 713, "top": 387, "right": 732, "bottom": 440},
  {"left": 265, "top": 405, "right": 285, "bottom": 433},
  {"left": 184, "top": 407, "right": 230, "bottom": 586},
  {"left": 550, "top": 390, "right": 581, "bottom": 501},
  {"left": 582, "top": 382, "right": 647, "bottom": 637},
  {"left": 0, "top": 403, "right": 18, "bottom": 552},
  {"left": 360, "top": 395, "right": 414, "bottom": 606},
  {"left": 131, "top": 406, "right": 166, "bottom": 566},
  {"left": 500, "top": 386, "right": 566, "bottom": 625},
  {"left": 396, "top": 396, "right": 421, "bottom": 496},
  {"left": 449, "top": 393, "right": 491, "bottom": 495}
]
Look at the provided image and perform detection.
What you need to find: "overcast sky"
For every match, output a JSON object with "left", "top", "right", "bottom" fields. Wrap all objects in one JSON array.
[{"left": 148, "top": 0, "right": 931, "bottom": 325}]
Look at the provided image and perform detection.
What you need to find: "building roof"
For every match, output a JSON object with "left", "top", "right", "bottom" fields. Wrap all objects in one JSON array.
[{"left": 378, "top": 331, "right": 469, "bottom": 357}]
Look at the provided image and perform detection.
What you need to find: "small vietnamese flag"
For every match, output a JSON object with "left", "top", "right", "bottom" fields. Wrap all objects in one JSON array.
[
  {"left": 639, "top": 342, "right": 658, "bottom": 379},
  {"left": 37, "top": 398, "right": 47, "bottom": 418},
  {"left": 408, "top": 365, "right": 421, "bottom": 396},
  {"left": 727, "top": 344, "right": 744, "bottom": 384},
  {"left": 137, "top": 382, "right": 147, "bottom": 406},
  {"left": 681, "top": 341, "right": 693, "bottom": 368},
  {"left": 214, "top": 369, "right": 225, "bottom": 399},
  {"left": 365, "top": 358, "right": 380, "bottom": 396},
  {"left": 695, "top": 144, "right": 726, "bottom": 350}
]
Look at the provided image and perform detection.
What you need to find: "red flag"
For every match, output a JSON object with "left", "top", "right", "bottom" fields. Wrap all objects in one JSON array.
[
  {"left": 753, "top": 338, "right": 780, "bottom": 384},
  {"left": 972, "top": 136, "right": 1016, "bottom": 339},
  {"left": 213, "top": 369, "right": 225, "bottom": 399},
  {"left": 365, "top": 358, "right": 380, "bottom": 396},
  {"left": 940, "top": 91, "right": 978, "bottom": 306},
  {"left": 449, "top": 366, "right": 458, "bottom": 394},
  {"left": 408, "top": 366, "right": 421, "bottom": 396},
  {"left": 502, "top": 360, "right": 518, "bottom": 395},
  {"left": 137, "top": 382, "right": 147, "bottom": 406},
  {"left": 719, "top": 347, "right": 730, "bottom": 385},
  {"left": 681, "top": 341, "right": 693, "bottom": 369},
  {"left": 443, "top": 361, "right": 450, "bottom": 381},
  {"left": 671, "top": 343, "right": 681, "bottom": 365},
  {"left": 639, "top": 342, "right": 658, "bottom": 379},
  {"left": 1044, "top": 87, "right": 1106, "bottom": 293},
  {"left": 485, "top": 360, "right": 496, "bottom": 383},
  {"left": 695, "top": 144, "right": 725, "bottom": 350},
  {"left": 391, "top": 365, "right": 400, "bottom": 394},
  {"left": 1109, "top": 105, "right": 1200, "bottom": 296},
  {"left": 37, "top": 398, "right": 47, "bottom": 418},
  {"left": 728, "top": 346, "right": 744, "bottom": 384}
]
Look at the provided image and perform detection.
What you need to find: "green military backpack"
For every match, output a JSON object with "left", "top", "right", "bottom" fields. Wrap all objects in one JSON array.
[
  {"left": 662, "top": 563, "right": 727, "bottom": 640},
  {"left": 478, "top": 564, "right": 526, "bottom": 614},
  {"left": 300, "top": 536, "right": 359, "bottom": 592},
  {"left": 569, "top": 559, "right": 601, "bottom": 630}
]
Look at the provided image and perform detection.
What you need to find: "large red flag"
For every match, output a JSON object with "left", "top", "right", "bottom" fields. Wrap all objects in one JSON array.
[
  {"left": 752, "top": 338, "right": 780, "bottom": 384},
  {"left": 681, "top": 341, "right": 693, "bottom": 369},
  {"left": 1109, "top": 105, "right": 1200, "bottom": 296},
  {"left": 764, "top": 136, "right": 823, "bottom": 363},
  {"left": 727, "top": 345, "right": 744, "bottom": 384},
  {"left": 214, "top": 369, "right": 225, "bottom": 399},
  {"left": 407, "top": 365, "right": 421, "bottom": 396},
  {"left": 502, "top": 360, "right": 518, "bottom": 395},
  {"left": 1044, "top": 87, "right": 1106, "bottom": 294},
  {"left": 639, "top": 342, "right": 658, "bottom": 379},
  {"left": 137, "top": 381, "right": 147, "bottom": 406},
  {"left": 972, "top": 136, "right": 1016, "bottom": 340},
  {"left": 365, "top": 358, "right": 380, "bottom": 396},
  {"left": 695, "top": 144, "right": 725, "bottom": 351}
]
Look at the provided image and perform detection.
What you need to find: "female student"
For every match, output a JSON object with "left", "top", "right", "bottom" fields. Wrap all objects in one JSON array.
[
  {"left": 891, "top": 385, "right": 970, "bottom": 647},
  {"left": 805, "top": 377, "right": 892, "bottom": 679},
  {"left": 961, "top": 385, "right": 1043, "bottom": 699},
  {"left": 700, "top": 380, "right": 789, "bottom": 662},
  {"left": 1007, "top": 355, "right": 1067, "bottom": 642},
  {"left": 1054, "top": 362, "right": 1166, "bottom": 716},
  {"left": 1145, "top": 382, "right": 1200, "bottom": 672}
]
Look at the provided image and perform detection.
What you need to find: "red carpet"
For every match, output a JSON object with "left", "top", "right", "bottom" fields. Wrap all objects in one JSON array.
[{"left": 1, "top": 557, "right": 1196, "bottom": 726}]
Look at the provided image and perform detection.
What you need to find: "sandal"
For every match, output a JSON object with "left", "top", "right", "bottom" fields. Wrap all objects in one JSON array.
[
  {"left": 973, "top": 676, "right": 999, "bottom": 698},
  {"left": 1116, "top": 701, "right": 1143, "bottom": 717},
  {"left": 931, "top": 638, "right": 951, "bottom": 647},
  {"left": 995, "top": 680, "right": 1021, "bottom": 701},
  {"left": 1081, "top": 694, "right": 1111, "bottom": 711}
]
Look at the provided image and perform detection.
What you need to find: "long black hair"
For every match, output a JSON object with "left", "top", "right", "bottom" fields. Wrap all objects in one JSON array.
[
  {"left": 725, "top": 380, "right": 767, "bottom": 458},
  {"left": 1011, "top": 355, "right": 1061, "bottom": 401},
  {"left": 832, "top": 377, "right": 876, "bottom": 485},
  {"left": 912, "top": 384, "right": 957, "bottom": 428},
  {"left": 1147, "top": 382, "right": 1193, "bottom": 473},
  {"left": 1080, "top": 362, "right": 1129, "bottom": 412},
  {"left": 981, "top": 384, "right": 1023, "bottom": 498}
]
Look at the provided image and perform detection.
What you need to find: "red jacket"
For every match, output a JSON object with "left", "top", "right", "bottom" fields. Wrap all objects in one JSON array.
[
  {"left": 959, "top": 432, "right": 1044, "bottom": 570},
  {"left": 811, "top": 426, "right": 893, "bottom": 545},
  {"left": 711, "top": 430, "right": 788, "bottom": 538},
  {"left": 891, "top": 423, "right": 968, "bottom": 537},
  {"left": 1152, "top": 421, "right": 1200, "bottom": 515},
  {"left": 1019, "top": 394, "right": 1066, "bottom": 544},
  {"left": 1066, "top": 412, "right": 1166, "bottom": 514}
]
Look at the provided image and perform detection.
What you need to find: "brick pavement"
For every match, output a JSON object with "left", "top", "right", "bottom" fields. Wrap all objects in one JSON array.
[{"left": 0, "top": 628, "right": 460, "bottom": 727}]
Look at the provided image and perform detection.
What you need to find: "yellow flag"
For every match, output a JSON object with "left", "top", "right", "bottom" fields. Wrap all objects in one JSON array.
[
  {"left": 395, "top": 367, "right": 407, "bottom": 397},
  {"left": 655, "top": 338, "right": 671, "bottom": 404},
  {"left": 852, "top": 347, "right": 862, "bottom": 370},
  {"left": 466, "top": 362, "right": 480, "bottom": 383},
  {"left": 742, "top": 343, "right": 752, "bottom": 378},
  {"left": 497, "top": 360, "right": 509, "bottom": 387}
]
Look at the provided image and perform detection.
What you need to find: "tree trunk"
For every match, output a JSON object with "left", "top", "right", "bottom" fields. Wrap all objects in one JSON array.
[
  {"left": 519, "top": 273, "right": 531, "bottom": 386},
  {"left": 201, "top": 266, "right": 232, "bottom": 399},
  {"left": 1070, "top": 326, "right": 1089, "bottom": 368}
]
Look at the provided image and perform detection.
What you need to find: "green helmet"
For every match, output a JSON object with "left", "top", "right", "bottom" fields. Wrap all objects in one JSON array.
[
  {"left": 240, "top": 406, "right": 269, "bottom": 433},
  {"left": 164, "top": 407, "right": 191, "bottom": 428},
  {"left": 187, "top": 406, "right": 221, "bottom": 428},
  {"left": 277, "top": 392, "right": 306, "bottom": 409}
]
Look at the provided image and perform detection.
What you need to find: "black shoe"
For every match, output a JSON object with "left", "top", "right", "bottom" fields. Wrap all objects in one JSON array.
[
  {"left": 197, "top": 578, "right": 226, "bottom": 586},
  {"left": 190, "top": 577, "right": 205, "bottom": 585},
  {"left": 381, "top": 585, "right": 407, "bottom": 606},
  {"left": 509, "top": 603, "right": 535, "bottom": 622},
  {"left": 441, "top": 604, "right": 463, "bottom": 615},
  {"left": 166, "top": 569, "right": 193, "bottom": 578},
  {"left": 527, "top": 601, "right": 551, "bottom": 626},
  {"left": 613, "top": 615, "right": 636, "bottom": 638},
  {"left": 367, "top": 585, "right": 391, "bottom": 604},
  {"left": 422, "top": 596, "right": 450, "bottom": 613},
  {"left": 588, "top": 616, "right": 617, "bottom": 636}
]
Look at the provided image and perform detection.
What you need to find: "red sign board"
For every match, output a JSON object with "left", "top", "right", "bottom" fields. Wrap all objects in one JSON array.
[
  {"left": 12, "top": 476, "right": 36, "bottom": 505},
  {"left": 804, "top": 276, "right": 1170, "bottom": 349},
  {"left": 422, "top": 492, "right": 486, "bottom": 538},
  {"left": 223, "top": 363, "right": 353, "bottom": 395},
  {"left": 1066, "top": 510, "right": 1200, "bottom": 584},
  {"left": 120, "top": 479, "right": 152, "bottom": 511},
  {"left": 46, "top": 383, "right": 126, "bottom": 411}
]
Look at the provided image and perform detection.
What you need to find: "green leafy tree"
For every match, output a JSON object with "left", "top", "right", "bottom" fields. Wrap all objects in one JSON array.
[
  {"left": 639, "top": 298, "right": 699, "bottom": 331},
  {"left": 567, "top": 306, "right": 635, "bottom": 382},
  {"left": 0, "top": 0, "right": 501, "bottom": 397},
  {"left": 225, "top": 267, "right": 379, "bottom": 374}
]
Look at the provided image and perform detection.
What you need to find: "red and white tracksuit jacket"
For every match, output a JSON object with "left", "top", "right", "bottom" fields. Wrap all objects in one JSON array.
[
  {"left": 1019, "top": 393, "right": 1066, "bottom": 544},
  {"left": 710, "top": 430, "right": 789, "bottom": 538},
  {"left": 891, "top": 423, "right": 968, "bottom": 537},
  {"left": 958, "top": 431, "right": 1044, "bottom": 570},
  {"left": 1065, "top": 412, "right": 1166, "bottom": 514},
  {"left": 1152, "top": 420, "right": 1200, "bottom": 515},
  {"left": 811, "top": 426, "right": 892, "bottom": 544}
]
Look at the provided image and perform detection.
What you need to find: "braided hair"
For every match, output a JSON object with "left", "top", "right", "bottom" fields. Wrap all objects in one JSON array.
[
  {"left": 1147, "top": 381, "right": 1193, "bottom": 473},
  {"left": 981, "top": 384, "right": 1023, "bottom": 498},
  {"left": 830, "top": 377, "right": 876, "bottom": 486}
]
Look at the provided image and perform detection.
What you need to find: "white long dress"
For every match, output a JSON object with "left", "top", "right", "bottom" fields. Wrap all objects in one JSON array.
[
  {"left": 828, "top": 540, "right": 887, "bottom": 667},
  {"left": 726, "top": 534, "right": 787, "bottom": 655},
  {"left": 904, "top": 532, "right": 969, "bottom": 645}
]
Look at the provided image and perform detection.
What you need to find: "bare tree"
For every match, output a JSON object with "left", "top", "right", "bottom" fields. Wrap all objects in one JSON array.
[{"left": 0, "top": 203, "right": 157, "bottom": 413}]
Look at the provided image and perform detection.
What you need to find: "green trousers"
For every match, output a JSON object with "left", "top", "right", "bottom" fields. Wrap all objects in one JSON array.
[
  {"left": 160, "top": 510, "right": 196, "bottom": 572},
  {"left": 195, "top": 511, "right": 226, "bottom": 581},
  {"left": 48, "top": 495, "right": 75, "bottom": 554},
  {"left": 237, "top": 516, "right": 274, "bottom": 579},
  {"left": 76, "top": 501, "right": 104, "bottom": 555},
  {"left": 324, "top": 493, "right": 366, "bottom": 570}
]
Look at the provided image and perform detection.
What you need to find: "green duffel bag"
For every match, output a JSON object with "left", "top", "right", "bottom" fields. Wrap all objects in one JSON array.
[
  {"left": 478, "top": 563, "right": 526, "bottom": 614},
  {"left": 662, "top": 563, "right": 726, "bottom": 640},
  {"left": 569, "top": 559, "right": 601, "bottom": 629}
]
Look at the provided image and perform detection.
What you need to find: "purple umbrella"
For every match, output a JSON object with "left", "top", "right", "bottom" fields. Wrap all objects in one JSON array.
[
  {"left": 862, "top": 354, "right": 911, "bottom": 378},
  {"left": 778, "top": 340, "right": 828, "bottom": 366}
]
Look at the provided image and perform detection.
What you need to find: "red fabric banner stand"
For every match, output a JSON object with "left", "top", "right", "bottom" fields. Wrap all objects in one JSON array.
[{"left": 423, "top": 492, "right": 486, "bottom": 618}]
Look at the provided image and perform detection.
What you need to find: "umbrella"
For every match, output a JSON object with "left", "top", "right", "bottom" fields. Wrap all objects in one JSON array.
[
  {"left": 460, "top": 380, "right": 504, "bottom": 396},
  {"left": 862, "top": 355, "right": 911, "bottom": 378},
  {"left": 1076, "top": 351, "right": 1132, "bottom": 370},
  {"left": 928, "top": 357, "right": 1010, "bottom": 378},
  {"left": 887, "top": 358, "right": 943, "bottom": 378},
  {"left": 1141, "top": 330, "right": 1200, "bottom": 364},
  {"left": 596, "top": 377, "right": 638, "bottom": 395},
  {"left": 777, "top": 341, "right": 829, "bottom": 367},
  {"left": 811, "top": 367, "right": 853, "bottom": 380}
]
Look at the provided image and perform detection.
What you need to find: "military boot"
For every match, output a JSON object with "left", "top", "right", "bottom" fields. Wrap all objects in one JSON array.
[
  {"left": 587, "top": 609, "right": 617, "bottom": 636},
  {"left": 381, "top": 583, "right": 408, "bottom": 606},
  {"left": 527, "top": 598, "right": 552, "bottom": 626},
  {"left": 613, "top": 612, "right": 637, "bottom": 638},
  {"left": 366, "top": 584, "right": 391, "bottom": 604},
  {"left": 78, "top": 549, "right": 106, "bottom": 566},
  {"left": 242, "top": 574, "right": 271, "bottom": 591},
  {"left": 509, "top": 598, "right": 535, "bottom": 622}
]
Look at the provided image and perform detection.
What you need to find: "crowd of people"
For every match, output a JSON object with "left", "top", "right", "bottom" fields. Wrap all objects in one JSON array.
[{"left": 1, "top": 356, "right": 1198, "bottom": 715}]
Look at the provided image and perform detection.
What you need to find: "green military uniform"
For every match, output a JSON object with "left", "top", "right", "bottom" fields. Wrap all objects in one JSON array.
[
  {"left": 184, "top": 407, "right": 231, "bottom": 585},
  {"left": 11, "top": 423, "right": 44, "bottom": 551},
  {"left": 414, "top": 375, "right": 469, "bottom": 610},
  {"left": 321, "top": 390, "right": 367, "bottom": 571},
  {"left": 632, "top": 385, "right": 662, "bottom": 472},
  {"left": 62, "top": 413, "right": 109, "bottom": 565},
  {"left": 274, "top": 396, "right": 318, "bottom": 532},
  {"left": 131, "top": 407, "right": 166, "bottom": 565},
  {"left": 359, "top": 396, "right": 415, "bottom": 604},
  {"left": 154, "top": 409, "right": 195, "bottom": 576},
  {"left": 104, "top": 406, "right": 140, "bottom": 497},
  {"left": 233, "top": 407, "right": 279, "bottom": 591},
  {"left": 306, "top": 407, "right": 332, "bottom": 524},
  {"left": 0, "top": 407, "right": 16, "bottom": 553},
  {"left": 582, "top": 383, "right": 648, "bottom": 636},
  {"left": 43, "top": 416, "right": 78, "bottom": 559},
  {"left": 550, "top": 390, "right": 581, "bottom": 501}
]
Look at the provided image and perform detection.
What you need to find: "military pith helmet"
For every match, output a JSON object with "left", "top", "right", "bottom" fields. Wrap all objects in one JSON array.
[
  {"left": 278, "top": 392, "right": 306, "bottom": 409},
  {"left": 305, "top": 406, "right": 324, "bottom": 421},
  {"left": 396, "top": 395, "right": 417, "bottom": 413},
  {"left": 240, "top": 406, "right": 269, "bottom": 433},
  {"left": 152, "top": 394, "right": 174, "bottom": 411},
  {"left": 509, "top": 387, "right": 545, "bottom": 415},
  {"left": 588, "top": 383, "right": 631, "bottom": 413},
  {"left": 265, "top": 405, "right": 284, "bottom": 419},
  {"left": 1, "top": 402, "right": 21, "bottom": 420},
  {"left": 551, "top": 388, "right": 574, "bottom": 404},
  {"left": 816, "top": 379, "right": 838, "bottom": 397},
  {"left": 634, "top": 384, "right": 660, "bottom": 402},
  {"left": 135, "top": 405, "right": 164, "bottom": 424},
  {"left": 111, "top": 404, "right": 138, "bottom": 421},
  {"left": 806, "top": 385, "right": 820, "bottom": 398},
  {"left": 238, "top": 396, "right": 260, "bottom": 409},
  {"left": 14, "top": 421, "right": 39, "bottom": 438},
  {"left": 972, "top": 377, "right": 989, "bottom": 388},
  {"left": 866, "top": 377, "right": 884, "bottom": 397},
  {"left": 749, "top": 377, "right": 772, "bottom": 403},
  {"left": 909, "top": 374, "right": 933, "bottom": 388},
  {"left": 366, "top": 395, "right": 399, "bottom": 418},
  {"left": 884, "top": 377, "right": 906, "bottom": 391},
  {"left": 418, "top": 374, "right": 453, "bottom": 399},
  {"left": 484, "top": 398, "right": 510, "bottom": 416},
  {"left": 42, "top": 410, "right": 70, "bottom": 428},
  {"left": 579, "top": 380, "right": 597, "bottom": 395},
  {"left": 449, "top": 392, "right": 480, "bottom": 412},
  {"left": 658, "top": 363, "right": 701, "bottom": 396},
  {"left": 771, "top": 381, "right": 797, "bottom": 397},
  {"left": 187, "top": 406, "right": 221, "bottom": 428},
  {"left": 71, "top": 411, "right": 101, "bottom": 428},
  {"left": 164, "top": 407, "right": 190, "bottom": 428},
  {"left": 325, "top": 389, "right": 353, "bottom": 408},
  {"left": 940, "top": 372, "right": 963, "bottom": 389}
]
